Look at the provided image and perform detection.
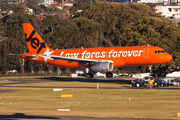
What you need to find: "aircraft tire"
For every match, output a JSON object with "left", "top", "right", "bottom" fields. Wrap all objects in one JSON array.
[
  {"left": 86, "top": 73, "right": 93, "bottom": 79},
  {"left": 106, "top": 72, "right": 113, "bottom": 78}
]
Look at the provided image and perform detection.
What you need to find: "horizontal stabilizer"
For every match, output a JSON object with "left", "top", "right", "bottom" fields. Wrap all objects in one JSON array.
[{"left": 9, "top": 53, "right": 37, "bottom": 58}]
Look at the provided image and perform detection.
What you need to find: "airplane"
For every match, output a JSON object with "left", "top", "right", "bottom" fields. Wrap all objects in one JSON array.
[{"left": 10, "top": 23, "right": 172, "bottom": 78}]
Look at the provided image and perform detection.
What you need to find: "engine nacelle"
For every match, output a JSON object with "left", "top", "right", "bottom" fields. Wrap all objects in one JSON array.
[
  {"left": 119, "top": 66, "right": 143, "bottom": 72},
  {"left": 90, "top": 62, "right": 113, "bottom": 72}
]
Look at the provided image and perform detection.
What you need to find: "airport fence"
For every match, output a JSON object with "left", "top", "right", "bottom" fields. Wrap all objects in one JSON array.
[{"left": 0, "top": 64, "right": 76, "bottom": 76}]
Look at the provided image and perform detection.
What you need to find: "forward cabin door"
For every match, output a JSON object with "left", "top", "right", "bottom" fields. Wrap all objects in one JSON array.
[{"left": 143, "top": 48, "right": 149, "bottom": 58}]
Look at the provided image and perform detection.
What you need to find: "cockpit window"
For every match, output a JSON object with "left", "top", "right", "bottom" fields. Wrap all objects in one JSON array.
[{"left": 154, "top": 50, "right": 166, "bottom": 53}]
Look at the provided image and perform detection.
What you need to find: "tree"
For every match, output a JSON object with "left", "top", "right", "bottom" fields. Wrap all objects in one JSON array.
[
  {"left": 26, "top": 0, "right": 39, "bottom": 8},
  {"left": 71, "top": 17, "right": 104, "bottom": 47},
  {"left": 0, "top": 4, "right": 41, "bottom": 74},
  {"left": 80, "top": 2, "right": 161, "bottom": 47},
  {"left": 121, "top": 17, "right": 180, "bottom": 76},
  {"left": 76, "top": 0, "right": 99, "bottom": 5},
  {"left": 70, "top": 2, "right": 90, "bottom": 14}
]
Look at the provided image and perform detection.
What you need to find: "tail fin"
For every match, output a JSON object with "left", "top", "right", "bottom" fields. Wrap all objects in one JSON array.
[{"left": 23, "top": 23, "right": 52, "bottom": 54}]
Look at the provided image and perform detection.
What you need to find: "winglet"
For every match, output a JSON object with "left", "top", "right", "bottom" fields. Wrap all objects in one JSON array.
[{"left": 22, "top": 23, "right": 52, "bottom": 54}]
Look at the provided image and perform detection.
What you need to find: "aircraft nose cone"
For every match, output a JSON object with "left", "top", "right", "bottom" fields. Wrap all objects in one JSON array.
[{"left": 165, "top": 54, "right": 172, "bottom": 62}]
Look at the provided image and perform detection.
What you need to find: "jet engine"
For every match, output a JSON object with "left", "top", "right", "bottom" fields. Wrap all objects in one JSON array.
[
  {"left": 90, "top": 62, "right": 113, "bottom": 72},
  {"left": 119, "top": 66, "right": 143, "bottom": 72}
]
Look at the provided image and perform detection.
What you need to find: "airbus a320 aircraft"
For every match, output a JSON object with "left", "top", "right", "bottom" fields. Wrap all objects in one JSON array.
[{"left": 10, "top": 23, "right": 172, "bottom": 78}]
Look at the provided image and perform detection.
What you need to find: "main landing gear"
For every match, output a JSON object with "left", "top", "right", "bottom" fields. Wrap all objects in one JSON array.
[
  {"left": 106, "top": 72, "right": 113, "bottom": 78},
  {"left": 85, "top": 72, "right": 113, "bottom": 78},
  {"left": 86, "top": 72, "right": 94, "bottom": 78}
]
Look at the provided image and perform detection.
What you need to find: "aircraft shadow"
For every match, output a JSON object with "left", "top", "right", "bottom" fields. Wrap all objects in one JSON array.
[
  {"left": 39, "top": 76, "right": 131, "bottom": 85},
  {"left": 0, "top": 113, "right": 59, "bottom": 120}
]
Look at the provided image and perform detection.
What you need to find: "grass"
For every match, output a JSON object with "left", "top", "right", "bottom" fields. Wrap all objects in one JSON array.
[{"left": 0, "top": 78, "right": 180, "bottom": 119}]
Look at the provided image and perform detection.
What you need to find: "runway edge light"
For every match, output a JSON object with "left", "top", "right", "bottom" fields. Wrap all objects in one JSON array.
[
  {"left": 57, "top": 109, "right": 70, "bottom": 111},
  {"left": 177, "top": 113, "right": 180, "bottom": 117},
  {"left": 53, "top": 89, "right": 63, "bottom": 91}
]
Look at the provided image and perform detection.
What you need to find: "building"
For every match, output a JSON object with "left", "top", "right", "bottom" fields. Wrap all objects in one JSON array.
[
  {"left": 61, "top": 13, "right": 71, "bottom": 19},
  {"left": 25, "top": 6, "right": 33, "bottom": 14},
  {"left": 62, "top": 0, "right": 74, "bottom": 7},
  {"left": 63, "top": 2, "right": 73, "bottom": 6},
  {"left": 138, "top": 0, "right": 180, "bottom": 4},
  {"left": 36, "top": 15, "right": 46, "bottom": 20},
  {"left": 139, "top": 0, "right": 161, "bottom": 3},
  {"left": 39, "top": 0, "right": 53, "bottom": 7},
  {"left": 169, "top": 0, "right": 180, "bottom": 5},
  {"left": 155, "top": 6, "right": 180, "bottom": 18},
  {"left": 51, "top": 4, "right": 63, "bottom": 10}
]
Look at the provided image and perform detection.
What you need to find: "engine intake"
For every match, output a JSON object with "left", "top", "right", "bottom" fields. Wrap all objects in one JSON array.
[{"left": 90, "top": 62, "right": 113, "bottom": 72}]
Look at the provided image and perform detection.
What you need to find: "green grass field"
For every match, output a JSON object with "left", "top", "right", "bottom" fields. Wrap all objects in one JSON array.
[{"left": 0, "top": 77, "right": 180, "bottom": 119}]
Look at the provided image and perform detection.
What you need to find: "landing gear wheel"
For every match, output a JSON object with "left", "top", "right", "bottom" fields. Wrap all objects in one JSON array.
[
  {"left": 86, "top": 73, "right": 93, "bottom": 78},
  {"left": 106, "top": 72, "right": 113, "bottom": 78}
]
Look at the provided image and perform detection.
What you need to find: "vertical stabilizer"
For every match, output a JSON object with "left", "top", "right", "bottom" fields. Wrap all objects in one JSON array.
[{"left": 22, "top": 23, "right": 52, "bottom": 54}]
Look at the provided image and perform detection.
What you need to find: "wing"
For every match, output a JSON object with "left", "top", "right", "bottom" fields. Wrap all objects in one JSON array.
[
  {"left": 9, "top": 53, "right": 114, "bottom": 66},
  {"left": 50, "top": 55, "right": 113, "bottom": 66}
]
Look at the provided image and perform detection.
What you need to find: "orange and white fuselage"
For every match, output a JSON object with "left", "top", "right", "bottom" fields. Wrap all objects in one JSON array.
[
  {"left": 18, "top": 23, "right": 172, "bottom": 78},
  {"left": 22, "top": 46, "right": 172, "bottom": 68}
]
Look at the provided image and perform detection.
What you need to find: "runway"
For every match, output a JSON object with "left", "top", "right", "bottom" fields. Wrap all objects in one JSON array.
[
  {"left": 1, "top": 77, "right": 180, "bottom": 90},
  {"left": 0, "top": 77, "right": 179, "bottom": 120}
]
